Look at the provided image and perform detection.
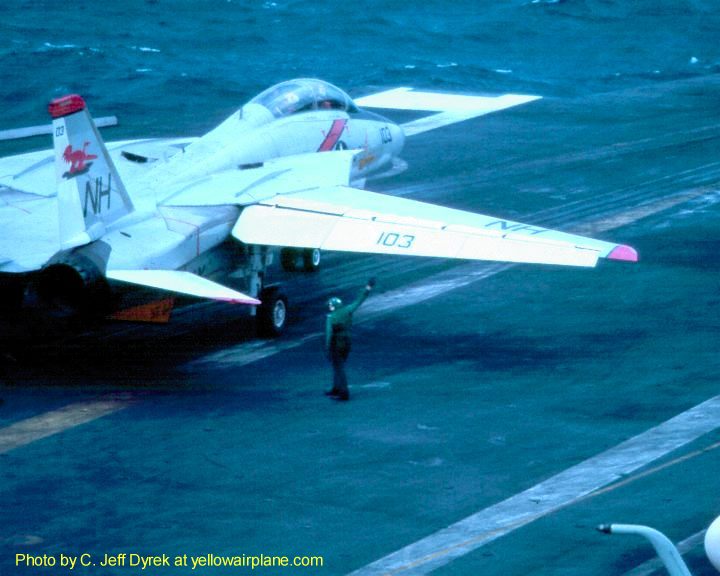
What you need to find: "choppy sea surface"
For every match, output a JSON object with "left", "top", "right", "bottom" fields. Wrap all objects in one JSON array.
[{"left": 1, "top": 0, "right": 719, "bottom": 140}]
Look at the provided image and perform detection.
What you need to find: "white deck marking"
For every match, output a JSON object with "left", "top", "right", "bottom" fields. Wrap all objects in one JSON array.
[
  {"left": 190, "top": 333, "right": 319, "bottom": 368},
  {"left": 0, "top": 396, "right": 133, "bottom": 454},
  {"left": 348, "top": 395, "right": 720, "bottom": 575},
  {"left": 188, "top": 266, "right": 510, "bottom": 369},
  {"left": 572, "top": 188, "right": 715, "bottom": 236}
]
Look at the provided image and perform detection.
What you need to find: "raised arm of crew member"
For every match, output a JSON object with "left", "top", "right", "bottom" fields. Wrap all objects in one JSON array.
[{"left": 345, "top": 278, "right": 376, "bottom": 315}]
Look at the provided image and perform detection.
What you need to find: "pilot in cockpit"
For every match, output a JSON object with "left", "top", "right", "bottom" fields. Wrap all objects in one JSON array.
[{"left": 315, "top": 83, "right": 332, "bottom": 110}]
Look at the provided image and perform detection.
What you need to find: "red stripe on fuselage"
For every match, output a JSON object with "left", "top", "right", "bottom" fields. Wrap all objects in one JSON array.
[{"left": 317, "top": 119, "right": 347, "bottom": 152}]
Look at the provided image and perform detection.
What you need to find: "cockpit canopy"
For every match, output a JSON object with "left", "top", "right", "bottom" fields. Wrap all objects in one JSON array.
[{"left": 248, "top": 79, "right": 358, "bottom": 119}]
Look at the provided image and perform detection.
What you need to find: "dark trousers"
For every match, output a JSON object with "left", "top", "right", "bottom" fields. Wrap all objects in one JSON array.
[{"left": 330, "top": 345, "right": 350, "bottom": 398}]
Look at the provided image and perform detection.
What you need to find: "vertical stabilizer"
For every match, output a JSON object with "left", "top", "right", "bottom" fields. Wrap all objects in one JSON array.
[{"left": 49, "top": 95, "right": 134, "bottom": 249}]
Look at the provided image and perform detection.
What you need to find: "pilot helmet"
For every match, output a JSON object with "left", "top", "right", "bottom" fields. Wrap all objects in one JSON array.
[{"left": 328, "top": 297, "right": 342, "bottom": 310}]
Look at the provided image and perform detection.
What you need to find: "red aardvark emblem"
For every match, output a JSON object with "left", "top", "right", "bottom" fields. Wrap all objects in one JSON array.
[{"left": 62, "top": 142, "right": 97, "bottom": 179}]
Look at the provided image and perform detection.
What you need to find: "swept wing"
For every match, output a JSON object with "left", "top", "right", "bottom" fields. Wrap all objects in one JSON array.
[
  {"left": 355, "top": 88, "right": 541, "bottom": 136},
  {"left": 231, "top": 184, "right": 636, "bottom": 267},
  {"left": 156, "top": 150, "right": 635, "bottom": 267}
]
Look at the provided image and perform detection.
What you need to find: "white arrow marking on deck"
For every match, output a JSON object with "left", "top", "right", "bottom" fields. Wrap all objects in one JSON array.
[{"left": 347, "top": 395, "right": 720, "bottom": 575}]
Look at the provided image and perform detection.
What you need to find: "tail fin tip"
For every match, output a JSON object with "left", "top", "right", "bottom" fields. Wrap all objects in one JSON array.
[
  {"left": 48, "top": 95, "right": 86, "bottom": 119},
  {"left": 49, "top": 94, "right": 134, "bottom": 249}
]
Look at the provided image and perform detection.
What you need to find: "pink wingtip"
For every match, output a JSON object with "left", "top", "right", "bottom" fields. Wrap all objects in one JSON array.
[
  {"left": 608, "top": 245, "right": 638, "bottom": 263},
  {"left": 220, "top": 297, "right": 262, "bottom": 306}
]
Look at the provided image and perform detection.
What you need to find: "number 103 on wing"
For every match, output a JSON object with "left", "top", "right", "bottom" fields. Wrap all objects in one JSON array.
[{"left": 377, "top": 231, "right": 415, "bottom": 249}]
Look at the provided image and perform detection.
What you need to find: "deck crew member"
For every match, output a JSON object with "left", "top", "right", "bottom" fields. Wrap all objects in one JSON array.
[{"left": 324, "top": 278, "right": 376, "bottom": 401}]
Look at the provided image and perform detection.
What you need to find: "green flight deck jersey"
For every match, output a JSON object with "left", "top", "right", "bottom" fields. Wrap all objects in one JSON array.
[{"left": 325, "top": 286, "right": 372, "bottom": 355}]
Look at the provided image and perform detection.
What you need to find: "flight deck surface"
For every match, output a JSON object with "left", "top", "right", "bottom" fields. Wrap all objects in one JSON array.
[{"left": 2, "top": 75, "right": 720, "bottom": 575}]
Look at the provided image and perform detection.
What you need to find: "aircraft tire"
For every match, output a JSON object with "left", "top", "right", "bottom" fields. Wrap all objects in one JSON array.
[
  {"left": 280, "top": 248, "right": 298, "bottom": 272},
  {"left": 302, "top": 248, "right": 321, "bottom": 272},
  {"left": 257, "top": 287, "right": 288, "bottom": 337}
]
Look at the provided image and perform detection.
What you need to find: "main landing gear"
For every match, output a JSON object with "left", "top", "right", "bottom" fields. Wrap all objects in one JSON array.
[
  {"left": 246, "top": 245, "right": 289, "bottom": 337},
  {"left": 280, "top": 248, "right": 321, "bottom": 273},
  {"left": 246, "top": 245, "right": 321, "bottom": 337},
  {"left": 256, "top": 285, "right": 288, "bottom": 337}
]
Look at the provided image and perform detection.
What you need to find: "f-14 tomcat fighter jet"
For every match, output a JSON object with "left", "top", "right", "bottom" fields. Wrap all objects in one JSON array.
[{"left": 0, "top": 79, "right": 637, "bottom": 335}]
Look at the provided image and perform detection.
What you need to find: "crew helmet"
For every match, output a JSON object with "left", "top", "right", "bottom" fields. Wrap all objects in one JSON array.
[{"left": 328, "top": 297, "right": 342, "bottom": 310}]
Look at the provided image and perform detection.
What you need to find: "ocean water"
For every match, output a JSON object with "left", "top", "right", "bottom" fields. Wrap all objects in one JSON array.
[{"left": 2, "top": 0, "right": 719, "bottom": 143}]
